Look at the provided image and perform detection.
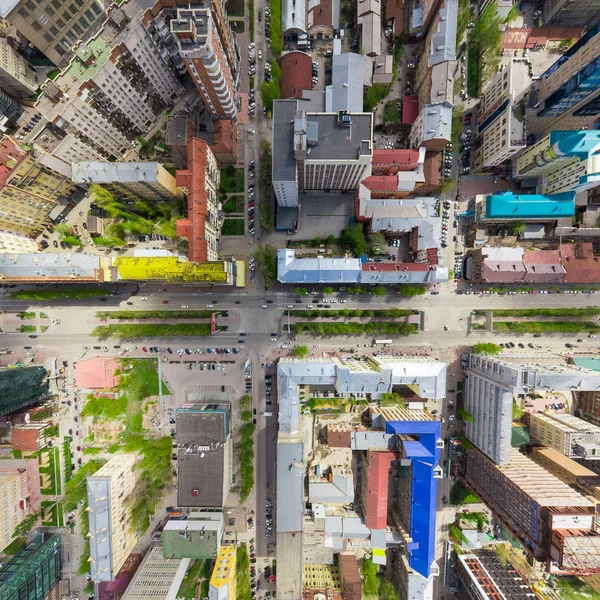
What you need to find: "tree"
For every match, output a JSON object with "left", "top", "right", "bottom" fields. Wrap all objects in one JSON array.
[
  {"left": 325, "top": 234, "right": 336, "bottom": 245},
  {"left": 361, "top": 559, "right": 379, "bottom": 597},
  {"left": 379, "top": 392, "right": 406, "bottom": 408},
  {"left": 380, "top": 579, "right": 400, "bottom": 600},
  {"left": 323, "top": 287, "right": 334, "bottom": 295},
  {"left": 369, "top": 232, "right": 386, "bottom": 252},
  {"left": 510, "top": 221, "right": 525, "bottom": 235},
  {"left": 472, "top": 342, "right": 501, "bottom": 355},
  {"left": 457, "top": 407, "right": 474, "bottom": 423},
  {"left": 294, "top": 287, "right": 308, "bottom": 296},
  {"left": 293, "top": 345, "right": 309, "bottom": 358},
  {"left": 239, "top": 395, "right": 251, "bottom": 410},
  {"left": 260, "top": 79, "right": 281, "bottom": 110},
  {"left": 12, "top": 513, "right": 39, "bottom": 538},
  {"left": 372, "top": 286, "right": 386, "bottom": 297},
  {"left": 438, "top": 178, "right": 454, "bottom": 193},
  {"left": 340, "top": 223, "right": 367, "bottom": 256},
  {"left": 255, "top": 244, "right": 277, "bottom": 289}
]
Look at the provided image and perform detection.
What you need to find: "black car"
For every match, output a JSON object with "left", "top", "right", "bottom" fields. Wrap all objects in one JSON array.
[
  {"left": 167, "top": 347, "right": 173, "bottom": 354},
  {"left": 240, "top": 332, "right": 247, "bottom": 336},
  {"left": 238, "top": 340, "right": 246, "bottom": 344}
]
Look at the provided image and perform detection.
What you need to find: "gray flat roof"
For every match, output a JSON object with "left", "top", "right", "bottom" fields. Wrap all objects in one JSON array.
[
  {"left": 305, "top": 113, "right": 372, "bottom": 160},
  {"left": 72, "top": 161, "right": 161, "bottom": 185},
  {"left": 276, "top": 442, "right": 305, "bottom": 533},
  {"left": 0, "top": 253, "right": 101, "bottom": 278},
  {"left": 177, "top": 449, "right": 225, "bottom": 508},
  {"left": 273, "top": 100, "right": 298, "bottom": 182}
]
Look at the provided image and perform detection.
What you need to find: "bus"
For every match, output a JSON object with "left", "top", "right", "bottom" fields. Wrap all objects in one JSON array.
[{"left": 373, "top": 339, "right": 392, "bottom": 346}]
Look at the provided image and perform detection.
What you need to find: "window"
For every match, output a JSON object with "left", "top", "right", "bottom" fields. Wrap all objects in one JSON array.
[
  {"left": 50, "top": 25, "right": 59, "bottom": 36},
  {"left": 79, "top": 16, "right": 88, "bottom": 28},
  {"left": 43, "top": 33, "right": 53, "bottom": 42},
  {"left": 44, "top": 6, "right": 55, "bottom": 16},
  {"left": 31, "top": 21, "right": 42, "bottom": 31},
  {"left": 73, "top": 24, "right": 82, "bottom": 35},
  {"left": 69, "top": 3, "right": 77, "bottom": 14},
  {"left": 25, "top": 0, "right": 35, "bottom": 10},
  {"left": 62, "top": 11, "right": 70, "bottom": 22},
  {"left": 52, "top": 0, "right": 61, "bottom": 7},
  {"left": 91, "top": 2, "right": 101, "bottom": 15},
  {"left": 75, "top": 0, "right": 84, "bottom": 5},
  {"left": 56, "top": 17, "right": 64, "bottom": 27},
  {"left": 55, "top": 44, "right": 66, "bottom": 56},
  {"left": 18, "top": 7, "right": 29, "bottom": 18},
  {"left": 66, "top": 30, "right": 76, "bottom": 41},
  {"left": 85, "top": 8, "right": 94, "bottom": 21}
]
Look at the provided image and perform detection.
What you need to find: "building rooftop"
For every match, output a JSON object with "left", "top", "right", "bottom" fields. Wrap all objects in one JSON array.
[
  {"left": 532, "top": 446, "right": 599, "bottom": 478},
  {"left": 283, "top": 0, "right": 306, "bottom": 33},
  {"left": 419, "top": 101, "right": 452, "bottom": 142},
  {"left": 0, "top": 253, "right": 102, "bottom": 280},
  {"left": 162, "top": 514, "right": 223, "bottom": 559},
  {"left": 484, "top": 192, "right": 576, "bottom": 219},
  {"left": 277, "top": 249, "right": 362, "bottom": 284},
  {"left": 326, "top": 53, "right": 364, "bottom": 114},
  {"left": 113, "top": 257, "right": 229, "bottom": 283},
  {"left": 75, "top": 358, "right": 120, "bottom": 390},
  {"left": 281, "top": 52, "right": 313, "bottom": 99},
  {"left": 273, "top": 100, "right": 299, "bottom": 182},
  {"left": 428, "top": 0, "right": 457, "bottom": 66},
  {"left": 72, "top": 161, "right": 164, "bottom": 185},
  {"left": 210, "top": 545, "right": 236, "bottom": 589},
  {"left": 277, "top": 442, "right": 305, "bottom": 533}
]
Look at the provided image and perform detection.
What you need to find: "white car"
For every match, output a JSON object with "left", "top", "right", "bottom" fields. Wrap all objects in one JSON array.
[
  {"left": 141, "top": 297, "right": 148, "bottom": 301},
  {"left": 181, "top": 305, "right": 189, "bottom": 308},
  {"left": 281, "top": 345, "right": 289, "bottom": 349},
  {"left": 270, "top": 337, "right": 276, "bottom": 341},
  {"left": 286, "top": 305, "right": 294, "bottom": 309},
  {"left": 258, "top": 50, "right": 262, "bottom": 59},
  {"left": 248, "top": 129, "right": 256, "bottom": 134},
  {"left": 207, "top": 304, "right": 214, "bottom": 308}
]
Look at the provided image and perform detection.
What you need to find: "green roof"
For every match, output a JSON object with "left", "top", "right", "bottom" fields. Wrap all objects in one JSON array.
[
  {"left": 67, "top": 36, "right": 112, "bottom": 83},
  {"left": 511, "top": 425, "right": 530, "bottom": 447},
  {"left": 162, "top": 519, "right": 221, "bottom": 559}
]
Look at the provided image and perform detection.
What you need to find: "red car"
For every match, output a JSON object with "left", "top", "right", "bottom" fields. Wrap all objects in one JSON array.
[
  {"left": 162, "top": 300, "right": 169, "bottom": 304},
  {"left": 76, "top": 446, "right": 81, "bottom": 451},
  {"left": 142, "top": 346, "right": 148, "bottom": 352}
]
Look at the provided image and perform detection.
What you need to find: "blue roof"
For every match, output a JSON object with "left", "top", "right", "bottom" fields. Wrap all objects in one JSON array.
[
  {"left": 574, "top": 358, "right": 600, "bottom": 372},
  {"left": 385, "top": 418, "right": 441, "bottom": 579},
  {"left": 550, "top": 130, "right": 600, "bottom": 159},
  {"left": 485, "top": 192, "right": 575, "bottom": 219}
]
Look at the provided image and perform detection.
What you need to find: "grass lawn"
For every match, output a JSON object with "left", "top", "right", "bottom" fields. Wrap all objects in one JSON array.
[
  {"left": 39, "top": 447, "right": 61, "bottom": 496},
  {"left": 494, "top": 321, "right": 600, "bottom": 334},
  {"left": 237, "top": 546, "right": 252, "bottom": 600},
  {"left": 226, "top": 0, "right": 244, "bottom": 16},
  {"left": 230, "top": 19, "right": 245, "bottom": 33},
  {"left": 18, "top": 325, "right": 36, "bottom": 332},
  {"left": 219, "top": 166, "right": 245, "bottom": 194},
  {"left": 222, "top": 195, "right": 244, "bottom": 213},
  {"left": 292, "top": 322, "right": 418, "bottom": 336},
  {"left": 63, "top": 438, "right": 73, "bottom": 483},
  {"left": 17, "top": 312, "right": 36, "bottom": 319},
  {"left": 383, "top": 100, "right": 401, "bottom": 124},
  {"left": 467, "top": 43, "right": 479, "bottom": 97},
  {"left": 221, "top": 218, "right": 245, "bottom": 236},
  {"left": 481, "top": 307, "right": 600, "bottom": 317},
  {"left": 553, "top": 577, "right": 600, "bottom": 600},
  {"left": 93, "top": 323, "right": 212, "bottom": 339},
  {"left": 97, "top": 310, "right": 213, "bottom": 321},
  {"left": 11, "top": 288, "right": 107, "bottom": 301},
  {"left": 450, "top": 481, "right": 480, "bottom": 505},
  {"left": 178, "top": 559, "right": 204, "bottom": 599}
]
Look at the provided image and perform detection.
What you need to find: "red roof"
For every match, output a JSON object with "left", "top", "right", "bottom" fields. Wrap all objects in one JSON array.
[
  {"left": 372, "top": 149, "right": 420, "bottom": 172},
  {"left": 361, "top": 175, "right": 398, "bottom": 191},
  {"left": 402, "top": 95, "right": 419, "bottom": 125},
  {"left": 502, "top": 27, "right": 530, "bottom": 49},
  {"left": 75, "top": 358, "right": 121, "bottom": 389},
  {"left": 365, "top": 451, "right": 397, "bottom": 530},
  {"left": 561, "top": 243, "right": 600, "bottom": 283},
  {"left": 522, "top": 249, "right": 561, "bottom": 265},
  {"left": 280, "top": 52, "right": 313, "bottom": 99},
  {"left": 0, "top": 136, "right": 25, "bottom": 188},
  {"left": 176, "top": 138, "right": 211, "bottom": 263}
]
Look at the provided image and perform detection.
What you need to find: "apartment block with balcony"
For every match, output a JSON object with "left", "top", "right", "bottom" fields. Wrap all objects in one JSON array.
[
  {"left": 87, "top": 454, "right": 138, "bottom": 583},
  {"left": 474, "top": 60, "right": 529, "bottom": 172},
  {"left": 530, "top": 412, "right": 600, "bottom": 461},
  {"left": 36, "top": 21, "right": 184, "bottom": 159},
  {"left": 464, "top": 354, "right": 600, "bottom": 465},
  {"left": 176, "top": 138, "right": 221, "bottom": 263},
  {"left": 171, "top": 5, "right": 239, "bottom": 121},
  {"left": 528, "top": 22, "right": 600, "bottom": 136},
  {"left": 0, "top": 135, "right": 77, "bottom": 237},
  {"left": 1, "top": 0, "right": 107, "bottom": 67},
  {"left": 0, "top": 36, "right": 37, "bottom": 98}
]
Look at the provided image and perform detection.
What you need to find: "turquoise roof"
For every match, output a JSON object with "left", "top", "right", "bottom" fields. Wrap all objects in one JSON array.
[
  {"left": 550, "top": 130, "right": 600, "bottom": 159},
  {"left": 485, "top": 192, "right": 575, "bottom": 219},
  {"left": 574, "top": 358, "right": 600, "bottom": 372}
]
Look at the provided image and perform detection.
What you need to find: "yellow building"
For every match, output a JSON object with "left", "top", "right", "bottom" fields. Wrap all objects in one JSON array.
[
  {"left": 0, "top": 469, "right": 28, "bottom": 552},
  {"left": 209, "top": 545, "right": 237, "bottom": 600},
  {"left": 87, "top": 454, "right": 138, "bottom": 583},
  {"left": 0, "top": 136, "right": 77, "bottom": 237}
]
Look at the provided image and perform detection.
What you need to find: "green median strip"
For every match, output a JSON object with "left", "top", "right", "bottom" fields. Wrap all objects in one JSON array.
[
  {"left": 96, "top": 310, "right": 214, "bottom": 321},
  {"left": 291, "top": 322, "right": 418, "bottom": 336},
  {"left": 93, "top": 324, "right": 213, "bottom": 339},
  {"left": 493, "top": 322, "right": 600, "bottom": 334},
  {"left": 11, "top": 288, "right": 107, "bottom": 300},
  {"left": 476, "top": 308, "right": 600, "bottom": 317},
  {"left": 289, "top": 309, "right": 416, "bottom": 318}
]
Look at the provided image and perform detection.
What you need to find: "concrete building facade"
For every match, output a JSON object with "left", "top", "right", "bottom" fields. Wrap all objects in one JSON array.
[
  {"left": 543, "top": 0, "right": 600, "bottom": 29},
  {"left": 1, "top": 0, "right": 107, "bottom": 66},
  {"left": 171, "top": 5, "right": 239, "bottom": 121},
  {"left": 464, "top": 354, "right": 600, "bottom": 465},
  {"left": 0, "top": 36, "right": 37, "bottom": 97},
  {"left": 87, "top": 454, "right": 138, "bottom": 583},
  {"left": 0, "top": 467, "right": 32, "bottom": 552},
  {"left": 530, "top": 412, "right": 600, "bottom": 461}
]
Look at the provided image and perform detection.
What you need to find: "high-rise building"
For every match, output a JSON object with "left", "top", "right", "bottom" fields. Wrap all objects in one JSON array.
[
  {"left": 463, "top": 353, "right": 600, "bottom": 465},
  {"left": 87, "top": 454, "right": 138, "bottom": 582},
  {"left": 530, "top": 412, "right": 600, "bottom": 461},
  {"left": 209, "top": 545, "right": 237, "bottom": 600},
  {"left": 0, "top": 136, "right": 77, "bottom": 237},
  {"left": 0, "top": 367, "right": 49, "bottom": 415},
  {"left": 0, "top": 531, "right": 62, "bottom": 600},
  {"left": 0, "top": 0, "right": 107, "bottom": 67},
  {"left": 0, "top": 36, "right": 37, "bottom": 97},
  {"left": 462, "top": 448, "right": 600, "bottom": 574},
  {"left": 176, "top": 138, "right": 221, "bottom": 263},
  {"left": 0, "top": 87, "right": 23, "bottom": 125},
  {"left": 514, "top": 130, "right": 600, "bottom": 194},
  {"left": 72, "top": 161, "right": 183, "bottom": 204},
  {"left": 528, "top": 22, "right": 600, "bottom": 135},
  {"left": 171, "top": 4, "right": 240, "bottom": 121},
  {"left": 36, "top": 21, "right": 184, "bottom": 159},
  {"left": 543, "top": 0, "right": 600, "bottom": 29},
  {"left": 455, "top": 548, "right": 538, "bottom": 600},
  {"left": 474, "top": 60, "right": 529, "bottom": 171},
  {"left": 0, "top": 467, "right": 32, "bottom": 552},
  {"left": 272, "top": 99, "right": 373, "bottom": 207}
]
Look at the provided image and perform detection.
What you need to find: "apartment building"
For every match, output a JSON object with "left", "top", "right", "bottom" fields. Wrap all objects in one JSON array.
[
  {"left": 528, "top": 22, "right": 600, "bottom": 135},
  {"left": 171, "top": 5, "right": 239, "bottom": 121},
  {"left": 72, "top": 161, "right": 182, "bottom": 203},
  {"left": 0, "top": 87, "right": 23, "bottom": 124},
  {"left": 0, "top": 36, "right": 37, "bottom": 97},
  {"left": 530, "top": 412, "right": 600, "bottom": 461},
  {"left": 409, "top": 101, "right": 452, "bottom": 151},
  {"left": 474, "top": 60, "right": 529, "bottom": 171},
  {"left": 273, "top": 99, "right": 373, "bottom": 207},
  {"left": 1, "top": 0, "right": 107, "bottom": 66},
  {"left": 36, "top": 21, "right": 183, "bottom": 159},
  {"left": 514, "top": 130, "right": 600, "bottom": 194},
  {"left": 0, "top": 468, "right": 29, "bottom": 552},
  {"left": 464, "top": 354, "right": 600, "bottom": 465},
  {"left": 176, "top": 138, "right": 220, "bottom": 263},
  {"left": 0, "top": 532, "right": 62, "bottom": 600},
  {"left": 209, "top": 545, "right": 237, "bottom": 600},
  {"left": 543, "top": 0, "right": 600, "bottom": 29},
  {"left": 0, "top": 136, "right": 77, "bottom": 237},
  {"left": 456, "top": 548, "right": 538, "bottom": 600},
  {"left": 462, "top": 448, "right": 600, "bottom": 574},
  {"left": 87, "top": 454, "right": 138, "bottom": 582}
]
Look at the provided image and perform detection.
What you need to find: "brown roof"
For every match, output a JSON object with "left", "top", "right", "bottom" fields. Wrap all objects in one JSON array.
[
  {"left": 562, "top": 243, "right": 600, "bottom": 283},
  {"left": 308, "top": 0, "right": 334, "bottom": 29},
  {"left": 339, "top": 553, "right": 361, "bottom": 600},
  {"left": 281, "top": 52, "right": 313, "bottom": 99}
]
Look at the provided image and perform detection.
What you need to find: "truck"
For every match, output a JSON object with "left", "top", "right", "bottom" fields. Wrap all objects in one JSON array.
[{"left": 263, "top": 412, "right": 273, "bottom": 417}]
